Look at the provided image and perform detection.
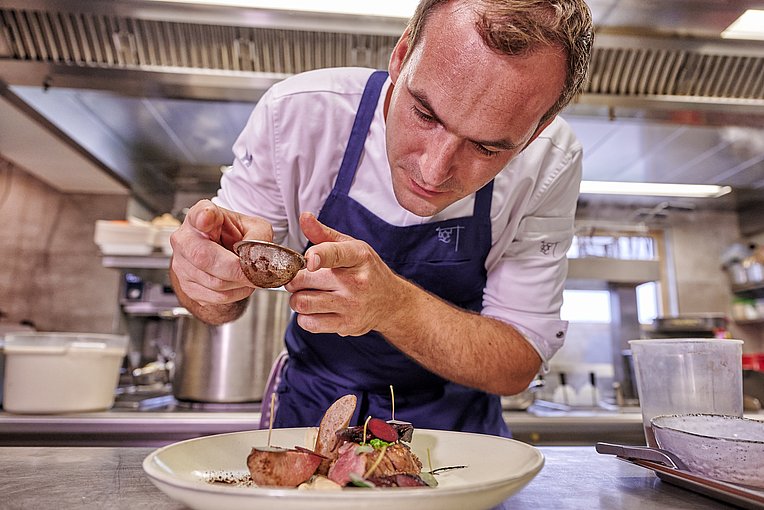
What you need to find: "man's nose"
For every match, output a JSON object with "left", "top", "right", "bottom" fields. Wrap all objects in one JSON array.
[{"left": 419, "top": 131, "right": 459, "bottom": 187}]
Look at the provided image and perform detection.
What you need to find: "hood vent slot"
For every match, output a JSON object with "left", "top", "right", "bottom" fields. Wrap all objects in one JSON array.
[
  {"left": 0, "top": 8, "right": 397, "bottom": 73},
  {"left": 1, "top": 7, "right": 763, "bottom": 105},
  {"left": 586, "top": 46, "right": 763, "bottom": 101}
]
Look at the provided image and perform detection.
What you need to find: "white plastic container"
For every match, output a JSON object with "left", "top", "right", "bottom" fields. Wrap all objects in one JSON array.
[
  {"left": 94, "top": 220, "right": 156, "bottom": 255},
  {"left": 2, "top": 332, "right": 128, "bottom": 414},
  {"left": 153, "top": 225, "right": 178, "bottom": 255}
]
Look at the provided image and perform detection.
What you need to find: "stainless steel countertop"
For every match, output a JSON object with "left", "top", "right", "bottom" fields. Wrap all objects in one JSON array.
[
  {"left": 0, "top": 407, "right": 648, "bottom": 447},
  {"left": 1, "top": 400, "right": 758, "bottom": 447},
  {"left": 0, "top": 445, "right": 745, "bottom": 509}
]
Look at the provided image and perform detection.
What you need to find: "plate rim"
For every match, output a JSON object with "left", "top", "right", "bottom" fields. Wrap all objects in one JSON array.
[{"left": 142, "top": 427, "right": 545, "bottom": 499}]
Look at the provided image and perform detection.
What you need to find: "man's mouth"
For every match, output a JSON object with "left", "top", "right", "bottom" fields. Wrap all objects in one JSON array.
[{"left": 408, "top": 178, "right": 446, "bottom": 198}]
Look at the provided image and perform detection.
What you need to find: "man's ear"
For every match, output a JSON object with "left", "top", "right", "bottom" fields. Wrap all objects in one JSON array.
[{"left": 388, "top": 28, "right": 411, "bottom": 85}]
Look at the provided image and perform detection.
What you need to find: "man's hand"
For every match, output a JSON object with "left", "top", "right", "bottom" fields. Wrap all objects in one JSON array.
[
  {"left": 170, "top": 199, "right": 274, "bottom": 308},
  {"left": 285, "top": 212, "right": 540, "bottom": 395},
  {"left": 285, "top": 212, "right": 404, "bottom": 336}
]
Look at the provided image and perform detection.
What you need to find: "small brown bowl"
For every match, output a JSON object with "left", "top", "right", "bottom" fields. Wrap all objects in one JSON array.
[{"left": 233, "top": 240, "right": 306, "bottom": 288}]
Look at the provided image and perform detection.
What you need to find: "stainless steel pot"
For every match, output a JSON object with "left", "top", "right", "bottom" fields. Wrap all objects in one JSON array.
[{"left": 171, "top": 289, "right": 291, "bottom": 403}]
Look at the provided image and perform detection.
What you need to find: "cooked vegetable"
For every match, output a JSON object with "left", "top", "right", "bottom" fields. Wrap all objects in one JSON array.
[
  {"left": 336, "top": 420, "right": 413, "bottom": 444},
  {"left": 367, "top": 417, "right": 398, "bottom": 442}
]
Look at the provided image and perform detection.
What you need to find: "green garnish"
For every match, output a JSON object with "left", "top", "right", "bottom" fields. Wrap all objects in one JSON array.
[
  {"left": 349, "top": 472, "right": 375, "bottom": 488},
  {"left": 420, "top": 471, "right": 439, "bottom": 487},
  {"left": 369, "top": 438, "right": 392, "bottom": 449},
  {"left": 355, "top": 444, "right": 374, "bottom": 455}
]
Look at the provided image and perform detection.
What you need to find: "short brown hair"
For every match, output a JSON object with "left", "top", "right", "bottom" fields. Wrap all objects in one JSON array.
[{"left": 405, "top": 0, "right": 594, "bottom": 123}]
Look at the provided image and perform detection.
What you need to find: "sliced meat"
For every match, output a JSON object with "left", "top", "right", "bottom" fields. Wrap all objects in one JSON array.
[
  {"left": 364, "top": 443, "right": 422, "bottom": 478},
  {"left": 327, "top": 442, "right": 423, "bottom": 487},
  {"left": 327, "top": 442, "right": 367, "bottom": 486},
  {"left": 246, "top": 447, "right": 322, "bottom": 487},
  {"left": 367, "top": 473, "right": 429, "bottom": 487}
]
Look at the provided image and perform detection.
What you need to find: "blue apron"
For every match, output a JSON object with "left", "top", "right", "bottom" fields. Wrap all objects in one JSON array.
[{"left": 274, "top": 70, "right": 508, "bottom": 437}]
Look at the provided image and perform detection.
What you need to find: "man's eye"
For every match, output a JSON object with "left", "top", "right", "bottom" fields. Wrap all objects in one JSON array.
[
  {"left": 473, "top": 143, "right": 499, "bottom": 157},
  {"left": 411, "top": 106, "right": 436, "bottom": 123}
]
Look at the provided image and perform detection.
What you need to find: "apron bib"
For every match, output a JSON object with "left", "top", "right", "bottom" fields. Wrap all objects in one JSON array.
[{"left": 274, "top": 70, "right": 507, "bottom": 436}]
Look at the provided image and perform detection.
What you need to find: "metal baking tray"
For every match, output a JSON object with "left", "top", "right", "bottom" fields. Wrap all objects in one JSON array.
[{"left": 596, "top": 442, "right": 764, "bottom": 509}]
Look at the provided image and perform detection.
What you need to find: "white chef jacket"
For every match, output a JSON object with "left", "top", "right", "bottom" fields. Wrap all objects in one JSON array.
[{"left": 214, "top": 67, "right": 583, "bottom": 369}]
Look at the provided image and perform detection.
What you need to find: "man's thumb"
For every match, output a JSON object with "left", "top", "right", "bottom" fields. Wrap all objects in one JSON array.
[
  {"left": 299, "top": 212, "right": 352, "bottom": 244},
  {"left": 187, "top": 200, "right": 224, "bottom": 241}
]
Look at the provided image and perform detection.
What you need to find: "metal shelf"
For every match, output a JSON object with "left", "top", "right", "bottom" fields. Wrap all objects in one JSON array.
[
  {"left": 101, "top": 255, "right": 171, "bottom": 269},
  {"left": 731, "top": 283, "right": 764, "bottom": 299},
  {"left": 567, "top": 258, "right": 660, "bottom": 284},
  {"left": 733, "top": 317, "right": 764, "bottom": 325}
]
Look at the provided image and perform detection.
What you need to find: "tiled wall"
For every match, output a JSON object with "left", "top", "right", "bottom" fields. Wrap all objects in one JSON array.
[{"left": 0, "top": 158, "right": 127, "bottom": 333}]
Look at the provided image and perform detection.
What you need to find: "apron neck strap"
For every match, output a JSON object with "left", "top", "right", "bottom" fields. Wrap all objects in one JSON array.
[
  {"left": 335, "top": 70, "right": 389, "bottom": 194},
  {"left": 473, "top": 179, "right": 494, "bottom": 217}
]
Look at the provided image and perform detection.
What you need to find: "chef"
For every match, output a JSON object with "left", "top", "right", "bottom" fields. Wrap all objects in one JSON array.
[{"left": 170, "top": 0, "right": 594, "bottom": 437}]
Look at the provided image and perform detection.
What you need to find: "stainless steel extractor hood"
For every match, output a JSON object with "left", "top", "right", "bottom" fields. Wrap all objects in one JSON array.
[
  {"left": 1, "top": 0, "right": 763, "bottom": 216},
  {"left": 2, "top": 1, "right": 763, "bottom": 106}
]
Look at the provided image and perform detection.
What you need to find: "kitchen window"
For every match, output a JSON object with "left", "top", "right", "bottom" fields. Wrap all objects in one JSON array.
[
  {"left": 561, "top": 286, "right": 659, "bottom": 324},
  {"left": 561, "top": 290, "right": 611, "bottom": 323}
]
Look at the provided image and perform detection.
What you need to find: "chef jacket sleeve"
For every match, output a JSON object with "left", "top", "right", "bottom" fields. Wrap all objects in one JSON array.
[
  {"left": 212, "top": 87, "right": 290, "bottom": 244},
  {"left": 481, "top": 144, "right": 582, "bottom": 371}
]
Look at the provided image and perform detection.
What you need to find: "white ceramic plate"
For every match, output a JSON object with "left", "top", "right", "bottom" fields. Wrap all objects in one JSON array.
[{"left": 143, "top": 427, "right": 544, "bottom": 510}]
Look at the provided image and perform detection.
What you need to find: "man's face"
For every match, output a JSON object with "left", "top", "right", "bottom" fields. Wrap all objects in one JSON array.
[{"left": 385, "top": 3, "right": 567, "bottom": 217}]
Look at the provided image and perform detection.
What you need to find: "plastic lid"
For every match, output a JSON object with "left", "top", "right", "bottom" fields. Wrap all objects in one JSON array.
[{"left": 3, "top": 332, "right": 129, "bottom": 353}]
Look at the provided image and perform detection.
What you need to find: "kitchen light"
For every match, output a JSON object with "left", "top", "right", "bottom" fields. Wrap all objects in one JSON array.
[
  {"left": 579, "top": 181, "right": 732, "bottom": 198},
  {"left": 148, "top": 0, "right": 418, "bottom": 18},
  {"left": 721, "top": 9, "right": 764, "bottom": 41}
]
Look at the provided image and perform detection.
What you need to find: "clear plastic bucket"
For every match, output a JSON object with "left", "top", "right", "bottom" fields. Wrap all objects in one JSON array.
[{"left": 629, "top": 338, "right": 743, "bottom": 447}]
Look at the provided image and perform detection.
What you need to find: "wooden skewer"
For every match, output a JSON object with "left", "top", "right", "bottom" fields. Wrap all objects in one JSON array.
[
  {"left": 389, "top": 384, "right": 395, "bottom": 421},
  {"left": 267, "top": 392, "right": 275, "bottom": 447}
]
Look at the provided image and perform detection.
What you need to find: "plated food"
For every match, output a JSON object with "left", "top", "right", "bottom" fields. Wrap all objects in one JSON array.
[
  {"left": 143, "top": 427, "right": 543, "bottom": 510},
  {"left": 246, "top": 394, "right": 437, "bottom": 489},
  {"left": 142, "top": 394, "right": 545, "bottom": 510}
]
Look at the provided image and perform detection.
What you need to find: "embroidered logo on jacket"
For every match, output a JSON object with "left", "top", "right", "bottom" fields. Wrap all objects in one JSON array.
[
  {"left": 436, "top": 226, "right": 465, "bottom": 252},
  {"left": 540, "top": 240, "right": 560, "bottom": 256}
]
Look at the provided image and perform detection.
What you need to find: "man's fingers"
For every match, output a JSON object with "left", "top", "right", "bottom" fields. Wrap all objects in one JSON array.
[
  {"left": 173, "top": 246, "right": 254, "bottom": 290},
  {"left": 186, "top": 199, "right": 225, "bottom": 241},
  {"left": 185, "top": 199, "right": 274, "bottom": 251},
  {"left": 304, "top": 240, "right": 370, "bottom": 271},
  {"left": 300, "top": 212, "right": 354, "bottom": 244},
  {"left": 295, "top": 312, "right": 346, "bottom": 335},
  {"left": 300, "top": 212, "right": 361, "bottom": 271},
  {"left": 181, "top": 278, "right": 255, "bottom": 305}
]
